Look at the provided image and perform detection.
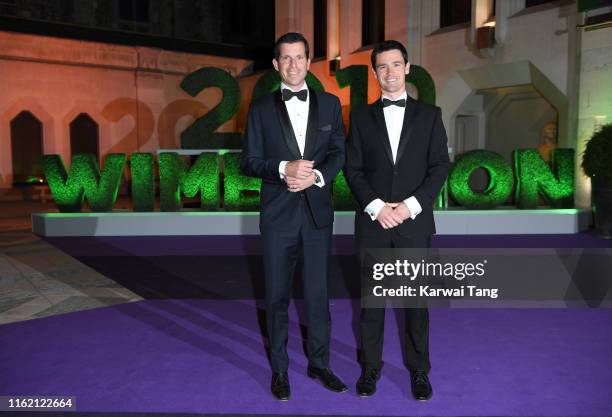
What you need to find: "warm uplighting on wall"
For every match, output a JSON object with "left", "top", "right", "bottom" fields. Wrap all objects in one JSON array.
[
  {"left": 476, "top": 20, "right": 496, "bottom": 50},
  {"left": 329, "top": 56, "right": 341, "bottom": 76}
]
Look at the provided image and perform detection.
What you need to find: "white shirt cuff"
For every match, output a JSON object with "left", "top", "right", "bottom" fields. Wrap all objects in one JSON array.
[
  {"left": 403, "top": 196, "right": 422, "bottom": 220},
  {"left": 365, "top": 198, "right": 385, "bottom": 221},
  {"left": 279, "top": 161, "right": 288, "bottom": 179},
  {"left": 312, "top": 169, "right": 324, "bottom": 188}
]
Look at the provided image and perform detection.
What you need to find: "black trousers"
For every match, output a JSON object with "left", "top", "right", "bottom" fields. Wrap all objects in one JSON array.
[
  {"left": 357, "top": 231, "right": 431, "bottom": 373},
  {"left": 261, "top": 197, "right": 332, "bottom": 373}
]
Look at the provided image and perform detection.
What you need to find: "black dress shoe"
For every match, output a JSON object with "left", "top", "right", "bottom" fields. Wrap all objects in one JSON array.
[
  {"left": 356, "top": 368, "right": 381, "bottom": 397},
  {"left": 271, "top": 372, "right": 290, "bottom": 401},
  {"left": 307, "top": 367, "right": 348, "bottom": 392},
  {"left": 410, "top": 370, "right": 432, "bottom": 401}
]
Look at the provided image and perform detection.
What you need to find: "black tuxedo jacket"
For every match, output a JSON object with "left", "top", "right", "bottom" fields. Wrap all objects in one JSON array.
[
  {"left": 345, "top": 96, "right": 450, "bottom": 237},
  {"left": 241, "top": 88, "right": 346, "bottom": 231}
]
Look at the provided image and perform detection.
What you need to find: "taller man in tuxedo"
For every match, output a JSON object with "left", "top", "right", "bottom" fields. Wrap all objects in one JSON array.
[
  {"left": 344, "top": 40, "right": 450, "bottom": 401},
  {"left": 241, "top": 32, "right": 347, "bottom": 401}
]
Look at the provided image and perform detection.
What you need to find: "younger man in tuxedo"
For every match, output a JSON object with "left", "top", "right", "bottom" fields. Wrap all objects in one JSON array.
[{"left": 344, "top": 40, "right": 450, "bottom": 400}]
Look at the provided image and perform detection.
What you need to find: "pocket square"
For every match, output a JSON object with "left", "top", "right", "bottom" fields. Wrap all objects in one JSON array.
[{"left": 318, "top": 124, "right": 332, "bottom": 132}]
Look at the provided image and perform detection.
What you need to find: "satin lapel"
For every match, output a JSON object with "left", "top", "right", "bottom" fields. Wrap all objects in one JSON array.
[
  {"left": 371, "top": 100, "right": 394, "bottom": 166},
  {"left": 395, "top": 97, "right": 417, "bottom": 165},
  {"left": 302, "top": 88, "right": 319, "bottom": 160},
  {"left": 273, "top": 89, "right": 302, "bottom": 159}
]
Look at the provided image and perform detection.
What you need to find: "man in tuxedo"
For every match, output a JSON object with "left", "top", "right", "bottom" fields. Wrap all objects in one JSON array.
[
  {"left": 344, "top": 40, "right": 450, "bottom": 400},
  {"left": 241, "top": 32, "right": 347, "bottom": 401}
]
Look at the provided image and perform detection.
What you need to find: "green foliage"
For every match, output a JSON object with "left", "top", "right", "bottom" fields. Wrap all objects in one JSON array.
[
  {"left": 582, "top": 123, "right": 612, "bottom": 183},
  {"left": 130, "top": 153, "right": 155, "bottom": 212},
  {"left": 43, "top": 154, "right": 126, "bottom": 212},
  {"left": 180, "top": 67, "right": 242, "bottom": 149},
  {"left": 252, "top": 70, "right": 282, "bottom": 101},
  {"left": 332, "top": 171, "right": 357, "bottom": 210},
  {"left": 515, "top": 149, "right": 574, "bottom": 208},
  {"left": 436, "top": 181, "right": 447, "bottom": 209},
  {"left": 305, "top": 72, "right": 325, "bottom": 92},
  {"left": 158, "top": 153, "right": 219, "bottom": 211},
  {"left": 448, "top": 150, "right": 513, "bottom": 209},
  {"left": 335, "top": 65, "right": 368, "bottom": 111},
  {"left": 406, "top": 65, "right": 436, "bottom": 105},
  {"left": 223, "top": 153, "right": 261, "bottom": 210}
]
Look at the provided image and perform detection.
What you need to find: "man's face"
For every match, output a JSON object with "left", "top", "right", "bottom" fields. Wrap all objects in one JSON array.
[
  {"left": 373, "top": 49, "right": 410, "bottom": 97},
  {"left": 543, "top": 122, "right": 557, "bottom": 140},
  {"left": 273, "top": 41, "right": 310, "bottom": 90}
]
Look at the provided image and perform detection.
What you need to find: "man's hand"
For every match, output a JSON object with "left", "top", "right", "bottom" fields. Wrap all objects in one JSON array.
[
  {"left": 286, "top": 172, "right": 316, "bottom": 192},
  {"left": 285, "top": 159, "right": 314, "bottom": 179},
  {"left": 389, "top": 201, "right": 411, "bottom": 221},
  {"left": 376, "top": 203, "right": 405, "bottom": 229}
]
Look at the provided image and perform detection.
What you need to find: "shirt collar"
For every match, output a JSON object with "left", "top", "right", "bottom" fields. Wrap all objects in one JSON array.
[
  {"left": 281, "top": 82, "right": 308, "bottom": 93},
  {"left": 381, "top": 91, "right": 408, "bottom": 103}
]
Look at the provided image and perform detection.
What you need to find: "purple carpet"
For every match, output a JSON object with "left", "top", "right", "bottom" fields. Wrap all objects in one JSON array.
[{"left": 1, "top": 299, "right": 611, "bottom": 416}]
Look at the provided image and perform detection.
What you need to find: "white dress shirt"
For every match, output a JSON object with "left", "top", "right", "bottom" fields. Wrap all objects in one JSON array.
[
  {"left": 365, "top": 92, "right": 422, "bottom": 221},
  {"left": 278, "top": 82, "right": 324, "bottom": 187}
]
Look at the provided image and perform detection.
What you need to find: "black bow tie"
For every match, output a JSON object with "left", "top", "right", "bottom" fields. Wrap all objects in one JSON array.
[
  {"left": 282, "top": 89, "right": 308, "bottom": 102},
  {"left": 382, "top": 98, "right": 406, "bottom": 108}
]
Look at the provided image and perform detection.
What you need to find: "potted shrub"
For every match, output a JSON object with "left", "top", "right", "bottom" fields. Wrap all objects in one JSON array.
[{"left": 582, "top": 123, "right": 612, "bottom": 238}]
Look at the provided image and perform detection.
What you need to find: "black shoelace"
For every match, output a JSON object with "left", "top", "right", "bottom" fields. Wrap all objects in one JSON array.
[
  {"left": 412, "top": 371, "right": 428, "bottom": 384},
  {"left": 361, "top": 369, "right": 378, "bottom": 383}
]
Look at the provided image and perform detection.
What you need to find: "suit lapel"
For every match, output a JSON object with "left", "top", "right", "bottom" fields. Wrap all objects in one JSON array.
[
  {"left": 302, "top": 88, "right": 319, "bottom": 160},
  {"left": 395, "top": 97, "right": 418, "bottom": 165},
  {"left": 371, "top": 100, "right": 394, "bottom": 166},
  {"left": 273, "top": 89, "right": 302, "bottom": 159}
]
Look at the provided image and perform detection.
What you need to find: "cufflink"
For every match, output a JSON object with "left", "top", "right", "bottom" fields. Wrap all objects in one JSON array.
[{"left": 314, "top": 172, "right": 322, "bottom": 184}]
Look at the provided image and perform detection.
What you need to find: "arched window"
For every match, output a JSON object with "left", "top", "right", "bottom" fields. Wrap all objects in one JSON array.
[
  {"left": 70, "top": 113, "right": 99, "bottom": 161},
  {"left": 10, "top": 111, "right": 43, "bottom": 184}
]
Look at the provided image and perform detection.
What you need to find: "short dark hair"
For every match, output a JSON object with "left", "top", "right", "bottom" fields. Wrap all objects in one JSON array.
[
  {"left": 370, "top": 40, "right": 409, "bottom": 69},
  {"left": 274, "top": 32, "right": 310, "bottom": 61}
]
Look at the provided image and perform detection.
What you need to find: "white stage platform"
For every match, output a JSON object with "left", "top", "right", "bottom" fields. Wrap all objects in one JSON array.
[{"left": 32, "top": 208, "right": 591, "bottom": 237}]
